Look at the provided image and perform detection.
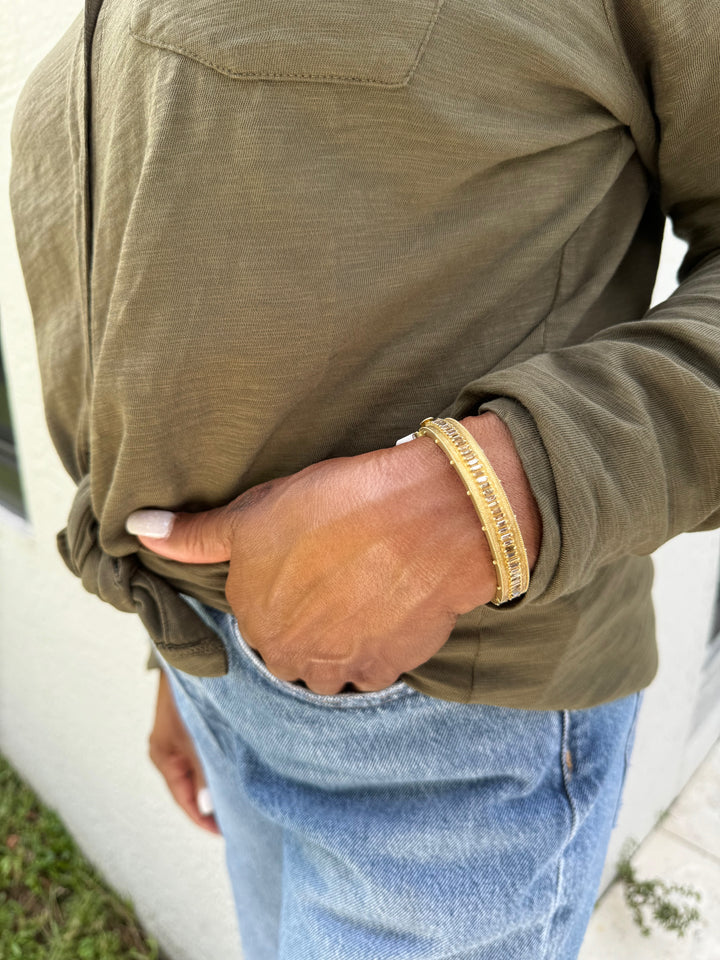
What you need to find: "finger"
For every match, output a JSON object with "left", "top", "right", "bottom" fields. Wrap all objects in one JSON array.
[
  {"left": 174, "top": 775, "right": 221, "bottom": 834},
  {"left": 126, "top": 507, "right": 235, "bottom": 564},
  {"left": 197, "top": 786, "right": 214, "bottom": 817},
  {"left": 256, "top": 653, "right": 302, "bottom": 685},
  {"left": 184, "top": 764, "right": 222, "bottom": 835},
  {"left": 302, "top": 672, "right": 352, "bottom": 696},
  {"left": 190, "top": 781, "right": 221, "bottom": 834},
  {"left": 160, "top": 753, "right": 222, "bottom": 834},
  {"left": 297, "top": 658, "right": 398, "bottom": 696},
  {"left": 306, "top": 681, "right": 347, "bottom": 695}
]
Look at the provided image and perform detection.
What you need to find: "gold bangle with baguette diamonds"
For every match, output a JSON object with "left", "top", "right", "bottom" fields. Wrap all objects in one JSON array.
[{"left": 413, "top": 417, "right": 529, "bottom": 605}]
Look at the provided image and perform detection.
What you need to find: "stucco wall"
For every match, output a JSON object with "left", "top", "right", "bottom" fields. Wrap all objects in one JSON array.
[{"left": 1, "top": 4, "right": 718, "bottom": 959}]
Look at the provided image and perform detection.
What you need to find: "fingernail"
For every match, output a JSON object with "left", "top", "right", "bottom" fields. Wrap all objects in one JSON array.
[
  {"left": 125, "top": 509, "right": 176, "bottom": 539},
  {"left": 197, "top": 787, "right": 214, "bottom": 816}
]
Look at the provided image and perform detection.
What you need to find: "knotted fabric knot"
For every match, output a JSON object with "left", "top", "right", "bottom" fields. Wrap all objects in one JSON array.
[{"left": 56, "top": 476, "right": 228, "bottom": 676}]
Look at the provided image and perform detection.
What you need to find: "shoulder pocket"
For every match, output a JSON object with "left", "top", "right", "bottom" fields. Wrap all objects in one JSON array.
[{"left": 130, "top": 0, "right": 445, "bottom": 87}]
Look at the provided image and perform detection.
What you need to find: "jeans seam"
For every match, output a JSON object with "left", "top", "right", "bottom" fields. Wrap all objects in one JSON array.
[
  {"left": 559, "top": 710, "right": 578, "bottom": 839},
  {"left": 539, "top": 855, "right": 565, "bottom": 960},
  {"left": 538, "top": 710, "right": 577, "bottom": 960}
]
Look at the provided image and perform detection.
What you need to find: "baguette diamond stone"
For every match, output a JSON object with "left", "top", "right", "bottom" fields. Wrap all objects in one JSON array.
[{"left": 414, "top": 417, "right": 530, "bottom": 604}]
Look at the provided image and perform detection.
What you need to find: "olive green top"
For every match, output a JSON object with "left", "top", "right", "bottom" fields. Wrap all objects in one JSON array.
[{"left": 9, "top": 0, "right": 720, "bottom": 708}]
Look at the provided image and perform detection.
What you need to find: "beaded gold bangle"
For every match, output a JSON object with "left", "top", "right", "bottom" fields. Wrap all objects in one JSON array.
[{"left": 413, "top": 417, "right": 530, "bottom": 605}]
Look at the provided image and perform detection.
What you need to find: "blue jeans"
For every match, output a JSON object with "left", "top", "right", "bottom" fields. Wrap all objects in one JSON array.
[{"left": 160, "top": 596, "right": 642, "bottom": 960}]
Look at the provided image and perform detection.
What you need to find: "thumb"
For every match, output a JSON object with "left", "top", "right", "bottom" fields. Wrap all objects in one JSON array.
[{"left": 126, "top": 507, "right": 234, "bottom": 564}]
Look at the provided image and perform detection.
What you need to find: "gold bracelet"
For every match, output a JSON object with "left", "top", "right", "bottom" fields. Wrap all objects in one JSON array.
[{"left": 414, "top": 417, "right": 530, "bottom": 605}]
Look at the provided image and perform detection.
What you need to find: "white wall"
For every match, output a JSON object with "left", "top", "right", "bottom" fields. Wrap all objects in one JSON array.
[
  {"left": 1, "top": 4, "right": 718, "bottom": 958},
  {"left": 1, "top": 4, "right": 242, "bottom": 959},
  {"left": 598, "top": 230, "right": 720, "bottom": 890}
]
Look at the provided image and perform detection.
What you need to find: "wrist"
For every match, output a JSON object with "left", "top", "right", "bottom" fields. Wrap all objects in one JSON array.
[
  {"left": 385, "top": 425, "right": 497, "bottom": 611},
  {"left": 458, "top": 412, "right": 542, "bottom": 574},
  {"left": 387, "top": 412, "right": 541, "bottom": 610}
]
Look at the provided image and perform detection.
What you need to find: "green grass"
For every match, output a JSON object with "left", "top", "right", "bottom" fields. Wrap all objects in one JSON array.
[{"left": 0, "top": 754, "right": 161, "bottom": 960}]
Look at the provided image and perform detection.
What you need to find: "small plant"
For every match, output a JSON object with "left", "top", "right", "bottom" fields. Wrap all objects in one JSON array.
[{"left": 615, "top": 839, "right": 702, "bottom": 939}]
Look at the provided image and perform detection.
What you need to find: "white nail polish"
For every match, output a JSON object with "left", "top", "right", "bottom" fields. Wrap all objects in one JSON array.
[
  {"left": 125, "top": 509, "right": 176, "bottom": 539},
  {"left": 197, "top": 787, "right": 214, "bottom": 816}
]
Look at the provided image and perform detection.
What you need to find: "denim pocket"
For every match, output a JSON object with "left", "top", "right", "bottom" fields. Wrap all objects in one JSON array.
[
  {"left": 130, "top": 0, "right": 445, "bottom": 88},
  {"left": 229, "top": 617, "right": 420, "bottom": 709}
]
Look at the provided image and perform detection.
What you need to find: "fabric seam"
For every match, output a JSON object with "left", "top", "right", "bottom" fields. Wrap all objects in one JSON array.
[
  {"left": 539, "top": 710, "right": 576, "bottom": 960},
  {"left": 559, "top": 710, "right": 578, "bottom": 839},
  {"left": 540, "top": 852, "right": 565, "bottom": 960},
  {"left": 540, "top": 238, "right": 569, "bottom": 353},
  {"left": 154, "top": 638, "right": 218, "bottom": 652},
  {"left": 467, "top": 636, "right": 483, "bottom": 705},
  {"left": 128, "top": 0, "right": 445, "bottom": 88}
]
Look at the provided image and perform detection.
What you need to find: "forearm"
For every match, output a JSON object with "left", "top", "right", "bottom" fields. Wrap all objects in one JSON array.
[{"left": 458, "top": 253, "right": 720, "bottom": 604}]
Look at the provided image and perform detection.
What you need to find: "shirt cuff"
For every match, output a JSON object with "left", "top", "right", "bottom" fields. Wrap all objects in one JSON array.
[{"left": 475, "top": 396, "right": 562, "bottom": 607}]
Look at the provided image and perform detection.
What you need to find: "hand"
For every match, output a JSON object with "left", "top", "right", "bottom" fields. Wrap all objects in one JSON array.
[
  {"left": 131, "top": 413, "right": 541, "bottom": 695},
  {"left": 148, "top": 670, "right": 221, "bottom": 835}
]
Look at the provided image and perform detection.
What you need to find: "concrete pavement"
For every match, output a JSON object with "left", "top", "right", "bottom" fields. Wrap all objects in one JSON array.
[{"left": 579, "top": 738, "right": 720, "bottom": 959}]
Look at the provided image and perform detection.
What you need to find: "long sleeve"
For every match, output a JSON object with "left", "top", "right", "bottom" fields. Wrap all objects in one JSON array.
[
  {"left": 10, "top": 0, "right": 715, "bottom": 705},
  {"left": 456, "top": 0, "right": 720, "bottom": 608}
]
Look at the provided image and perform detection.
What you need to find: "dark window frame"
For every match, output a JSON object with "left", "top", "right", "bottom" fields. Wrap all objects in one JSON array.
[{"left": 0, "top": 344, "right": 26, "bottom": 517}]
